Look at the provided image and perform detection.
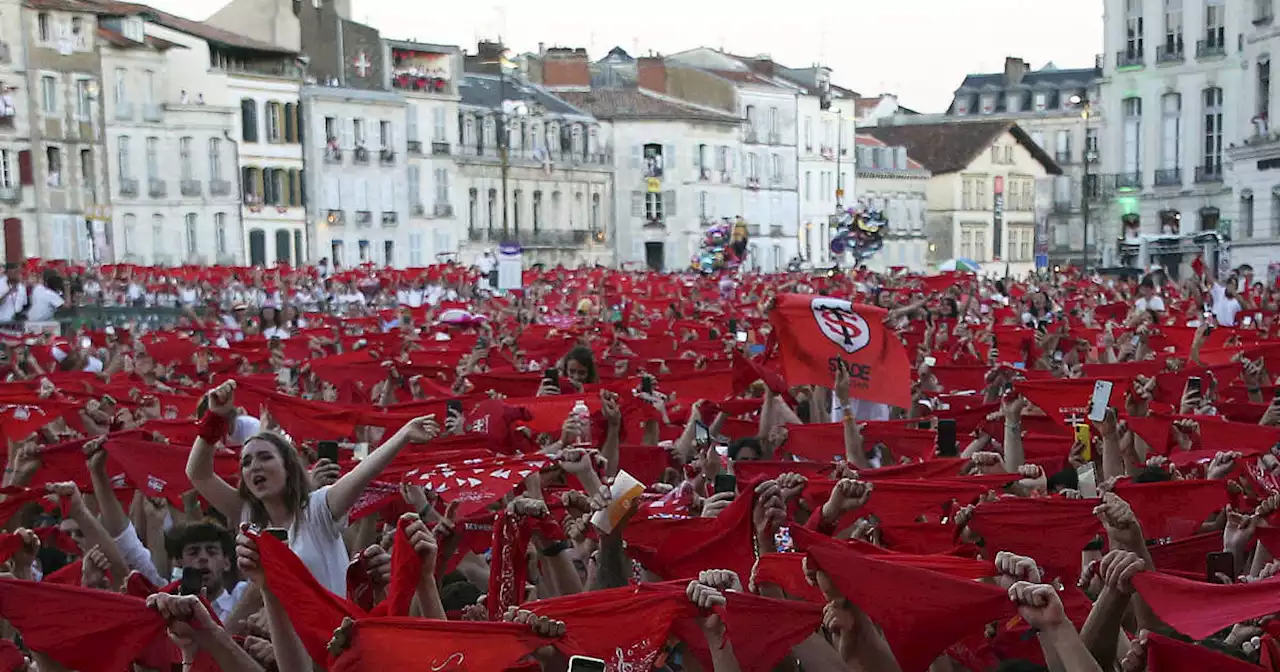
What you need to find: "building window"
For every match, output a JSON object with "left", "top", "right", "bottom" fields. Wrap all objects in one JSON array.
[
  {"left": 117, "top": 136, "right": 131, "bottom": 179},
  {"left": 1243, "top": 192, "right": 1256, "bottom": 237},
  {"left": 45, "top": 147, "right": 61, "bottom": 187},
  {"left": 209, "top": 138, "right": 222, "bottom": 182},
  {"left": 380, "top": 120, "right": 392, "bottom": 148},
  {"left": 512, "top": 189, "right": 522, "bottom": 231},
  {"left": 41, "top": 76, "right": 56, "bottom": 114},
  {"left": 75, "top": 79, "right": 91, "bottom": 119},
  {"left": 768, "top": 106, "right": 778, "bottom": 137},
  {"left": 962, "top": 178, "right": 973, "bottom": 210},
  {"left": 803, "top": 117, "right": 812, "bottom": 149},
  {"left": 114, "top": 68, "right": 127, "bottom": 107},
  {"left": 179, "top": 137, "right": 192, "bottom": 181},
  {"left": 804, "top": 171, "right": 812, "bottom": 200},
  {"left": 1164, "top": 0, "right": 1183, "bottom": 53},
  {"left": 747, "top": 152, "right": 759, "bottom": 181},
  {"left": 1206, "top": 0, "right": 1225, "bottom": 48},
  {"left": 1203, "top": 87, "right": 1223, "bottom": 174},
  {"left": 487, "top": 188, "right": 497, "bottom": 231},
  {"left": 1273, "top": 189, "right": 1280, "bottom": 236},
  {"left": 79, "top": 149, "right": 91, "bottom": 187},
  {"left": 644, "top": 192, "right": 664, "bottom": 221},
  {"left": 151, "top": 215, "right": 164, "bottom": 258},
  {"left": 1126, "top": 0, "right": 1145, "bottom": 57},
  {"left": 771, "top": 154, "right": 782, "bottom": 182},
  {"left": 591, "top": 193, "right": 601, "bottom": 232},
  {"left": 1161, "top": 93, "right": 1181, "bottom": 170},
  {"left": 1123, "top": 97, "right": 1143, "bottom": 175},
  {"left": 184, "top": 213, "right": 197, "bottom": 257},
  {"left": 143, "top": 70, "right": 154, "bottom": 105},
  {"left": 1259, "top": 58, "right": 1272, "bottom": 129},
  {"left": 145, "top": 137, "right": 158, "bottom": 180},
  {"left": 353, "top": 118, "right": 365, "bottom": 146},
  {"left": 383, "top": 241, "right": 394, "bottom": 266},
  {"left": 121, "top": 214, "right": 135, "bottom": 256},
  {"left": 744, "top": 105, "right": 756, "bottom": 132},
  {"left": 266, "top": 102, "right": 282, "bottom": 142},
  {"left": 240, "top": 99, "right": 258, "bottom": 142},
  {"left": 532, "top": 190, "right": 543, "bottom": 231},
  {"left": 215, "top": 213, "right": 227, "bottom": 256},
  {"left": 433, "top": 168, "right": 448, "bottom": 206},
  {"left": 37, "top": 12, "right": 50, "bottom": 41}
]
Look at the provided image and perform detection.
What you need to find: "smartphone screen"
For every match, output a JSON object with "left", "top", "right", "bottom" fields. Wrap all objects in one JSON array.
[
  {"left": 1206, "top": 551, "right": 1235, "bottom": 582},
  {"left": 923, "top": 356, "right": 937, "bottom": 367},
  {"left": 179, "top": 567, "right": 203, "bottom": 596},
  {"left": 543, "top": 368, "right": 560, "bottom": 392},
  {"left": 713, "top": 473, "right": 737, "bottom": 494},
  {"left": 1087, "top": 380, "right": 1114, "bottom": 423},
  {"left": 694, "top": 422, "right": 710, "bottom": 445},
  {"left": 317, "top": 440, "right": 339, "bottom": 463},
  {"left": 567, "top": 656, "right": 608, "bottom": 672},
  {"left": 1077, "top": 463, "right": 1098, "bottom": 498},
  {"left": 935, "top": 419, "right": 958, "bottom": 457},
  {"left": 446, "top": 399, "right": 464, "bottom": 416},
  {"left": 735, "top": 331, "right": 748, "bottom": 343},
  {"left": 265, "top": 528, "right": 288, "bottom": 542},
  {"left": 1187, "top": 376, "right": 1202, "bottom": 394}
]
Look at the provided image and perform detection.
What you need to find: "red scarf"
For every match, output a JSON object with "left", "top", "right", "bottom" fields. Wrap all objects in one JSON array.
[
  {"left": 0, "top": 578, "right": 167, "bottom": 672},
  {"left": 328, "top": 617, "right": 554, "bottom": 671},
  {"left": 1133, "top": 571, "right": 1280, "bottom": 639},
  {"left": 1146, "top": 632, "right": 1266, "bottom": 672},
  {"left": 792, "top": 525, "right": 1014, "bottom": 672},
  {"left": 1111, "top": 479, "right": 1228, "bottom": 540},
  {"left": 526, "top": 584, "right": 693, "bottom": 669},
  {"left": 625, "top": 481, "right": 756, "bottom": 580},
  {"left": 967, "top": 497, "right": 1102, "bottom": 579}
]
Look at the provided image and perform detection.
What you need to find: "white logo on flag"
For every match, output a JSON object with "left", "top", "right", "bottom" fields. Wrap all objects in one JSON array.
[{"left": 810, "top": 297, "right": 870, "bottom": 355}]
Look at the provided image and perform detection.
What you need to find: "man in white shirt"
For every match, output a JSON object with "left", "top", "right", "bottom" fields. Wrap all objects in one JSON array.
[
  {"left": 1134, "top": 277, "right": 1165, "bottom": 314},
  {"left": 164, "top": 522, "right": 247, "bottom": 621},
  {"left": 0, "top": 263, "right": 28, "bottom": 323},
  {"left": 25, "top": 272, "right": 65, "bottom": 322},
  {"left": 1211, "top": 281, "right": 1243, "bottom": 327}
]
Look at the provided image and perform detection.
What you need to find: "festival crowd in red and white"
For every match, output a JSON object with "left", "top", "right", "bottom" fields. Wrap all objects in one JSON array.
[{"left": 0, "top": 257, "right": 1276, "bottom": 672}]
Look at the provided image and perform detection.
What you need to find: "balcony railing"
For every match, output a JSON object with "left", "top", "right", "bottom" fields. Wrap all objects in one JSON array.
[
  {"left": 379, "top": 148, "right": 396, "bottom": 165},
  {"left": 142, "top": 103, "right": 163, "bottom": 122},
  {"left": 355, "top": 210, "right": 373, "bottom": 226},
  {"left": 411, "top": 203, "right": 425, "bottom": 216},
  {"left": 1054, "top": 150, "right": 1073, "bottom": 164},
  {"left": 1051, "top": 200, "right": 1075, "bottom": 214},
  {"left": 467, "top": 228, "right": 590, "bottom": 247},
  {"left": 0, "top": 109, "right": 13, "bottom": 129},
  {"left": 1115, "top": 172, "right": 1142, "bottom": 189},
  {"left": 353, "top": 147, "right": 370, "bottom": 165},
  {"left": 1256, "top": 0, "right": 1275, "bottom": 25},
  {"left": 745, "top": 128, "right": 758, "bottom": 143},
  {"left": 769, "top": 225, "right": 784, "bottom": 237},
  {"left": 0, "top": 185, "right": 20, "bottom": 203},
  {"left": 643, "top": 218, "right": 665, "bottom": 229},
  {"left": 119, "top": 178, "right": 138, "bottom": 197},
  {"left": 1156, "top": 42, "right": 1185, "bottom": 63},
  {"left": 433, "top": 203, "right": 453, "bottom": 218},
  {"left": 1195, "top": 164, "right": 1224, "bottom": 183},
  {"left": 148, "top": 179, "right": 166, "bottom": 198},
  {"left": 1154, "top": 168, "right": 1182, "bottom": 187},
  {"left": 767, "top": 132, "right": 781, "bottom": 145},
  {"left": 431, "top": 141, "right": 451, "bottom": 156},
  {"left": 115, "top": 102, "right": 135, "bottom": 121},
  {"left": 181, "top": 180, "right": 201, "bottom": 197},
  {"left": 382, "top": 211, "right": 398, "bottom": 226},
  {"left": 746, "top": 224, "right": 761, "bottom": 236},
  {"left": 210, "top": 180, "right": 231, "bottom": 196},
  {"left": 1196, "top": 39, "right": 1227, "bottom": 59},
  {"left": 391, "top": 74, "right": 449, "bottom": 93},
  {"left": 407, "top": 140, "right": 423, "bottom": 155},
  {"left": 326, "top": 210, "right": 346, "bottom": 226},
  {"left": 1116, "top": 50, "right": 1144, "bottom": 68},
  {"left": 324, "top": 147, "right": 343, "bottom": 164}
]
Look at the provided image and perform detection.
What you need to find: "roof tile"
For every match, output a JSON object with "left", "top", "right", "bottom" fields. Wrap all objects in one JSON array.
[
  {"left": 554, "top": 89, "right": 739, "bottom": 122},
  {"left": 859, "top": 120, "right": 1061, "bottom": 176}
]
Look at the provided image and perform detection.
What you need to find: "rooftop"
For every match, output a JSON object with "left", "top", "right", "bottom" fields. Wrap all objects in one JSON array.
[
  {"left": 860, "top": 120, "right": 1061, "bottom": 176},
  {"left": 79, "top": 0, "right": 297, "bottom": 54},
  {"left": 956, "top": 64, "right": 1101, "bottom": 93},
  {"left": 554, "top": 88, "right": 740, "bottom": 123},
  {"left": 854, "top": 134, "right": 925, "bottom": 171},
  {"left": 458, "top": 74, "right": 587, "bottom": 117}
]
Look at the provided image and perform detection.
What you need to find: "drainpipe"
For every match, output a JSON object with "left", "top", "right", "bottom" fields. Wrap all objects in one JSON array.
[{"left": 224, "top": 130, "right": 246, "bottom": 264}]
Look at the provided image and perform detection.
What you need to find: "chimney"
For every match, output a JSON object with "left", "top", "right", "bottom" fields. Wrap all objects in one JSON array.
[
  {"left": 541, "top": 47, "right": 590, "bottom": 88},
  {"left": 637, "top": 56, "right": 666, "bottom": 94},
  {"left": 1003, "top": 57, "right": 1028, "bottom": 86}
]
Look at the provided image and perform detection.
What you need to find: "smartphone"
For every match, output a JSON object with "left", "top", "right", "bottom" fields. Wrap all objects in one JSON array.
[
  {"left": 1206, "top": 551, "right": 1235, "bottom": 582},
  {"left": 1077, "top": 463, "right": 1098, "bottom": 498},
  {"left": 1244, "top": 316, "right": 1255, "bottom": 328},
  {"left": 264, "top": 528, "right": 288, "bottom": 542},
  {"left": 446, "top": 399, "right": 464, "bottom": 417},
  {"left": 276, "top": 367, "right": 293, "bottom": 386},
  {"left": 1187, "top": 376, "right": 1202, "bottom": 395},
  {"left": 317, "top": 440, "right": 339, "bottom": 463},
  {"left": 728, "top": 318, "right": 738, "bottom": 334},
  {"left": 923, "top": 356, "right": 937, "bottom": 367},
  {"left": 1053, "top": 350, "right": 1064, "bottom": 362},
  {"left": 735, "top": 331, "right": 748, "bottom": 343},
  {"left": 1087, "top": 380, "right": 1114, "bottom": 423},
  {"left": 936, "top": 419, "right": 958, "bottom": 457},
  {"left": 179, "top": 566, "right": 203, "bottom": 596},
  {"left": 542, "top": 368, "right": 560, "bottom": 393},
  {"left": 567, "top": 656, "right": 607, "bottom": 672},
  {"left": 713, "top": 473, "right": 737, "bottom": 494},
  {"left": 80, "top": 336, "right": 92, "bottom": 349},
  {"left": 694, "top": 421, "right": 710, "bottom": 445},
  {"left": 1073, "top": 424, "right": 1092, "bottom": 461},
  {"left": 641, "top": 375, "right": 654, "bottom": 395}
]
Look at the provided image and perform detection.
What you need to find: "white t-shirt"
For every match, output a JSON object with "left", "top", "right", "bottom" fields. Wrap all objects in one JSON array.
[
  {"left": 1214, "top": 297, "right": 1242, "bottom": 326},
  {"left": 262, "top": 326, "right": 290, "bottom": 340},
  {"left": 0, "top": 279, "right": 28, "bottom": 322},
  {"left": 226, "top": 415, "right": 262, "bottom": 447},
  {"left": 25, "top": 285, "right": 64, "bottom": 321},
  {"left": 1135, "top": 295, "right": 1165, "bottom": 313},
  {"left": 212, "top": 580, "right": 250, "bottom": 622},
  {"left": 241, "top": 487, "right": 349, "bottom": 596}
]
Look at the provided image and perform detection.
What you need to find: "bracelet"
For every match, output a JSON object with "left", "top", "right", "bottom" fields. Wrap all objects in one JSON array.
[
  {"left": 197, "top": 411, "right": 230, "bottom": 444},
  {"left": 541, "top": 540, "right": 571, "bottom": 557}
]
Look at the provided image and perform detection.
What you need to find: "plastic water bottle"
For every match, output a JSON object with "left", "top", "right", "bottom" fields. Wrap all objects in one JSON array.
[{"left": 572, "top": 399, "right": 591, "bottom": 446}]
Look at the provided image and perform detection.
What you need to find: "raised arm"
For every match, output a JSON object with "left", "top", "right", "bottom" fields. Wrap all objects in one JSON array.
[
  {"left": 326, "top": 415, "right": 439, "bottom": 521},
  {"left": 186, "top": 381, "right": 246, "bottom": 521}
]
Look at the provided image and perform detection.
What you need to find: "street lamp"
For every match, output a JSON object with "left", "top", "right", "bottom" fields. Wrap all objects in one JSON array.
[
  {"left": 831, "top": 107, "right": 844, "bottom": 208},
  {"left": 1069, "top": 94, "right": 1095, "bottom": 272}
]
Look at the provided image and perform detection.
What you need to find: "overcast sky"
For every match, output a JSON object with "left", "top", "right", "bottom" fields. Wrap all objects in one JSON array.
[{"left": 146, "top": 0, "right": 1104, "bottom": 112}]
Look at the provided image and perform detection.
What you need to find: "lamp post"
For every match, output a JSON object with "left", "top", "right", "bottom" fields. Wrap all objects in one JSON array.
[
  {"left": 832, "top": 107, "right": 844, "bottom": 209},
  {"left": 1070, "top": 94, "right": 1095, "bottom": 271}
]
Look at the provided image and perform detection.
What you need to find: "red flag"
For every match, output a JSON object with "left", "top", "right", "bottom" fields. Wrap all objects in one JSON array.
[{"left": 769, "top": 294, "right": 911, "bottom": 407}]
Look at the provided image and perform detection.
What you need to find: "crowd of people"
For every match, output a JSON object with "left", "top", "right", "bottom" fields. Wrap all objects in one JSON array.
[{"left": 0, "top": 256, "right": 1275, "bottom": 672}]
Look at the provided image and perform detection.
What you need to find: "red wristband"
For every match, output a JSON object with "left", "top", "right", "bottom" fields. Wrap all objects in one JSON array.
[{"left": 198, "top": 412, "right": 230, "bottom": 444}]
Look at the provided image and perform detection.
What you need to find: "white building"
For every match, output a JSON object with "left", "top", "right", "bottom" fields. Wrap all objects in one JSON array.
[
  {"left": 99, "top": 15, "right": 240, "bottom": 264},
  {"left": 0, "top": 0, "right": 34, "bottom": 262},
  {"left": 853, "top": 134, "right": 931, "bottom": 272},
  {"left": 557, "top": 86, "right": 742, "bottom": 271},
  {"left": 304, "top": 85, "right": 408, "bottom": 267},
  {"left": 1224, "top": 1, "right": 1280, "bottom": 274},
  {"left": 1098, "top": 0, "right": 1239, "bottom": 265},
  {"left": 388, "top": 39, "right": 464, "bottom": 267},
  {"left": 454, "top": 71, "right": 613, "bottom": 268},
  {"left": 666, "top": 49, "right": 801, "bottom": 272}
]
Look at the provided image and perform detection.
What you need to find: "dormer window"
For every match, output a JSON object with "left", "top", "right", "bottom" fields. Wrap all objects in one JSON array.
[
  {"left": 1006, "top": 93, "right": 1021, "bottom": 113},
  {"left": 123, "top": 17, "right": 144, "bottom": 43},
  {"left": 980, "top": 94, "right": 996, "bottom": 114},
  {"left": 955, "top": 96, "right": 970, "bottom": 114},
  {"left": 1034, "top": 92, "right": 1047, "bottom": 112}
]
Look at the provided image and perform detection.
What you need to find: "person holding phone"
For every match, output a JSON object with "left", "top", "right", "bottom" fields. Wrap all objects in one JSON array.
[
  {"left": 186, "top": 381, "right": 441, "bottom": 596},
  {"left": 164, "top": 522, "right": 248, "bottom": 621}
]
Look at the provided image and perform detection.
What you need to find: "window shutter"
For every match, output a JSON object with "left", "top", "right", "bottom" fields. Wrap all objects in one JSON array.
[
  {"left": 295, "top": 104, "right": 304, "bottom": 145},
  {"left": 325, "top": 176, "right": 339, "bottom": 209},
  {"left": 630, "top": 191, "right": 643, "bottom": 217},
  {"left": 664, "top": 144, "right": 675, "bottom": 173},
  {"left": 240, "top": 100, "right": 258, "bottom": 142},
  {"left": 381, "top": 177, "right": 393, "bottom": 212},
  {"left": 241, "top": 166, "right": 251, "bottom": 199},
  {"left": 693, "top": 146, "right": 701, "bottom": 169},
  {"left": 629, "top": 145, "right": 641, "bottom": 169},
  {"left": 339, "top": 177, "right": 353, "bottom": 209},
  {"left": 298, "top": 169, "right": 306, "bottom": 206},
  {"left": 344, "top": 118, "right": 354, "bottom": 149},
  {"left": 358, "top": 178, "right": 369, "bottom": 210},
  {"left": 284, "top": 104, "right": 297, "bottom": 143},
  {"left": 290, "top": 169, "right": 301, "bottom": 205},
  {"left": 663, "top": 190, "right": 676, "bottom": 217},
  {"left": 256, "top": 169, "right": 265, "bottom": 203},
  {"left": 407, "top": 109, "right": 418, "bottom": 142},
  {"left": 18, "top": 150, "right": 32, "bottom": 185}
]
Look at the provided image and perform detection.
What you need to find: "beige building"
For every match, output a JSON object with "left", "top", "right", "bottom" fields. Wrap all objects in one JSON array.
[
  {"left": 862, "top": 119, "right": 1062, "bottom": 277},
  {"left": 852, "top": 134, "right": 930, "bottom": 272}
]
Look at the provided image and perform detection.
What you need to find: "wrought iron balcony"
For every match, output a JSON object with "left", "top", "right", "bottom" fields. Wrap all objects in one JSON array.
[
  {"left": 432, "top": 141, "right": 451, "bottom": 156},
  {"left": 1116, "top": 50, "right": 1144, "bottom": 68},
  {"left": 1154, "top": 168, "right": 1182, "bottom": 187},
  {"left": 181, "top": 180, "right": 202, "bottom": 197},
  {"left": 381, "top": 211, "right": 398, "bottom": 226},
  {"left": 353, "top": 147, "right": 370, "bottom": 165},
  {"left": 148, "top": 179, "right": 166, "bottom": 198},
  {"left": 1115, "top": 172, "right": 1142, "bottom": 189},
  {"left": 355, "top": 210, "right": 373, "bottom": 225},
  {"left": 119, "top": 178, "right": 138, "bottom": 197},
  {"left": 1156, "top": 42, "right": 1185, "bottom": 63},
  {"left": 324, "top": 147, "right": 343, "bottom": 164},
  {"left": 1195, "top": 164, "right": 1223, "bottom": 183},
  {"left": 210, "top": 180, "right": 231, "bottom": 196},
  {"left": 407, "top": 140, "right": 423, "bottom": 155},
  {"left": 1196, "top": 39, "right": 1227, "bottom": 59}
]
